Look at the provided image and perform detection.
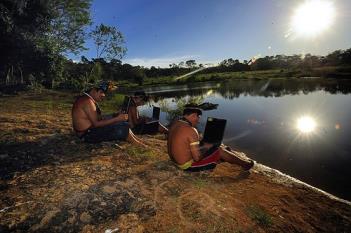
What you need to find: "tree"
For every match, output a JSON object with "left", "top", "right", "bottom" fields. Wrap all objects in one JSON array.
[
  {"left": 0, "top": 0, "right": 92, "bottom": 88},
  {"left": 45, "top": 0, "right": 92, "bottom": 55},
  {"left": 90, "top": 23, "right": 127, "bottom": 61},
  {"left": 0, "top": 0, "right": 52, "bottom": 85},
  {"left": 186, "top": 60, "right": 196, "bottom": 68},
  {"left": 43, "top": 0, "right": 92, "bottom": 88}
]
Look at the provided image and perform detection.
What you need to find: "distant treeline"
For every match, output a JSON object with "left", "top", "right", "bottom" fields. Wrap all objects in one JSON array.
[{"left": 1, "top": 0, "right": 351, "bottom": 92}]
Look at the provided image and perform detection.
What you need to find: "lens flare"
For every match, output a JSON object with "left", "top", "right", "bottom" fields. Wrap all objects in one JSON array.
[
  {"left": 297, "top": 116, "right": 317, "bottom": 133},
  {"left": 290, "top": 0, "right": 335, "bottom": 38}
]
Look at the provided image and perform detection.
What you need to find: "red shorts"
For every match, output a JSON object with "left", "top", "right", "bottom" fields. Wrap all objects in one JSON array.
[{"left": 185, "top": 148, "right": 221, "bottom": 172}]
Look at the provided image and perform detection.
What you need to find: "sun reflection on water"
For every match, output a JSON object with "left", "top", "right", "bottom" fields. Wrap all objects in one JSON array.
[{"left": 296, "top": 116, "right": 317, "bottom": 133}]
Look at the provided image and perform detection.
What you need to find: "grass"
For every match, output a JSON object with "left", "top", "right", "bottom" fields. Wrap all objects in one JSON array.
[
  {"left": 245, "top": 204, "right": 273, "bottom": 228},
  {"left": 193, "top": 177, "right": 208, "bottom": 189},
  {"left": 125, "top": 146, "right": 159, "bottom": 160},
  {"left": 99, "top": 93, "right": 125, "bottom": 113}
]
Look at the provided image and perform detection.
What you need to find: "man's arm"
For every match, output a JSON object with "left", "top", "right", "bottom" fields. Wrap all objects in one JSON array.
[
  {"left": 128, "top": 106, "right": 144, "bottom": 127},
  {"left": 84, "top": 100, "right": 127, "bottom": 128},
  {"left": 188, "top": 127, "right": 202, "bottom": 162}
]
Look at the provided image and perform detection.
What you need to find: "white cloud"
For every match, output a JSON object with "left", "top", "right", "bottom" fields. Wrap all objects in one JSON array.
[{"left": 124, "top": 55, "right": 220, "bottom": 68}]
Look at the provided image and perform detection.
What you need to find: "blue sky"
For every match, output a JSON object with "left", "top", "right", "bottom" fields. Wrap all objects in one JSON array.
[{"left": 70, "top": 0, "right": 351, "bottom": 67}]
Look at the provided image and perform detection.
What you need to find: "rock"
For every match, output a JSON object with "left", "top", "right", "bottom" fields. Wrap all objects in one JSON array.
[
  {"left": 80, "top": 212, "right": 92, "bottom": 223},
  {"left": 102, "top": 185, "right": 117, "bottom": 194},
  {"left": 67, "top": 211, "right": 77, "bottom": 224},
  {"left": 105, "top": 227, "right": 119, "bottom": 233}
]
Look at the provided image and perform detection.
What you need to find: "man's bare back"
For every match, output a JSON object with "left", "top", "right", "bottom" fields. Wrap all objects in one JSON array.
[
  {"left": 168, "top": 120, "right": 199, "bottom": 165},
  {"left": 72, "top": 95, "right": 97, "bottom": 135}
]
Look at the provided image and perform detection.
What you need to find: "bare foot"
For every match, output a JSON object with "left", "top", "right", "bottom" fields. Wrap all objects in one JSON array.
[{"left": 243, "top": 160, "right": 255, "bottom": 171}]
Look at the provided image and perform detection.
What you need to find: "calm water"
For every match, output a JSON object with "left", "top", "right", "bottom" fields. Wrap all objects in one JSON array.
[{"left": 125, "top": 78, "right": 351, "bottom": 200}]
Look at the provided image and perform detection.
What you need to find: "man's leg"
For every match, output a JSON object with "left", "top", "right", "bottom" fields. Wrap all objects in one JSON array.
[
  {"left": 158, "top": 123, "right": 168, "bottom": 134},
  {"left": 126, "top": 129, "right": 148, "bottom": 147},
  {"left": 218, "top": 145, "right": 254, "bottom": 170}
]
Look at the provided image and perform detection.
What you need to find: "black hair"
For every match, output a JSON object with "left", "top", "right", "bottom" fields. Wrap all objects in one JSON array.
[
  {"left": 134, "top": 91, "right": 149, "bottom": 101},
  {"left": 183, "top": 107, "right": 202, "bottom": 116}
]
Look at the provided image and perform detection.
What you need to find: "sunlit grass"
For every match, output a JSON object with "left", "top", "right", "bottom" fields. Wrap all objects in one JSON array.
[
  {"left": 125, "top": 146, "right": 158, "bottom": 160},
  {"left": 245, "top": 204, "right": 272, "bottom": 227}
]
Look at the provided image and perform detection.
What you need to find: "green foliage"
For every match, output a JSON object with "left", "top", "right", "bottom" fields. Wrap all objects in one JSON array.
[
  {"left": 90, "top": 23, "right": 127, "bottom": 60},
  {"left": 99, "top": 93, "right": 125, "bottom": 113},
  {"left": 159, "top": 96, "right": 204, "bottom": 122},
  {"left": 0, "top": 0, "right": 92, "bottom": 88},
  {"left": 193, "top": 177, "right": 208, "bottom": 189},
  {"left": 88, "top": 62, "right": 103, "bottom": 84},
  {"left": 46, "top": 0, "right": 92, "bottom": 55},
  {"left": 125, "top": 146, "right": 158, "bottom": 161},
  {"left": 245, "top": 204, "right": 272, "bottom": 227}
]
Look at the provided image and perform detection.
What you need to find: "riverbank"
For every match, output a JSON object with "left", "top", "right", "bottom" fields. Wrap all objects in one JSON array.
[
  {"left": 0, "top": 90, "right": 350, "bottom": 232},
  {"left": 116, "top": 65, "right": 351, "bottom": 88}
]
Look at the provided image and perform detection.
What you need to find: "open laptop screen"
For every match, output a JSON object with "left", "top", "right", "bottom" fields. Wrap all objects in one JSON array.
[
  {"left": 121, "top": 96, "right": 131, "bottom": 113},
  {"left": 152, "top": 106, "right": 160, "bottom": 120},
  {"left": 202, "top": 117, "right": 227, "bottom": 145}
]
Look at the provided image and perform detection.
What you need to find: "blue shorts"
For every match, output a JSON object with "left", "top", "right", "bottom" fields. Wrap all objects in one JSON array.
[{"left": 81, "top": 122, "right": 129, "bottom": 143}]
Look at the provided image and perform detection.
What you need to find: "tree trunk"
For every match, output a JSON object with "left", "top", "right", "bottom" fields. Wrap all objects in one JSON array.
[
  {"left": 18, "top": 66, "right": 24, "bottom": 84},
  {"left": 5, "top": 68, "right": 10, "bottom": 85}
]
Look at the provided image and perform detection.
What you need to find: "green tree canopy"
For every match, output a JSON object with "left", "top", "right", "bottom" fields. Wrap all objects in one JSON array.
[{"left": 90, "top": 23, "right": 127, "bottom": 61}]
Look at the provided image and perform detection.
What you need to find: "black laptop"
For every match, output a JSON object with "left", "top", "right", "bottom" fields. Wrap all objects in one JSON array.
[
  {"left": 152, "top": 106, "right": 160, "bottom": 120},
  {"left": 145, "top": 106, "right": 160, "bottom": 124},
  {"left": 121, "top": 96, "right": 131, "bottom": 113},
  {"left": 140, "top": 106, "right": 161, "bottom": 134},
  {"left": 201, "top": 117, "right": 227, "bottom": 146}
]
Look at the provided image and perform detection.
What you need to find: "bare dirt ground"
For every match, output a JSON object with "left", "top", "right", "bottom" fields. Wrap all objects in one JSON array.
[{"left": 0, "top": 90, "right": 350, "bottom": 233}]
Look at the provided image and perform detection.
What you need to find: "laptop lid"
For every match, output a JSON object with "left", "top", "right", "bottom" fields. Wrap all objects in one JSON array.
[
  {"left": 121, "top": 96, "right": 131, "bottom": 113},
  {"left": 152, "top": 106, "right": 160, "bottom": 120},
  {"left": 202, "top": 117, "right": 227, "bottom": 145}
]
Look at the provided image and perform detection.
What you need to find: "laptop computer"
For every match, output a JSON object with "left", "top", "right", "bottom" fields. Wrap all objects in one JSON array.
[
  {"left": 152, "top": 106, "right": 160, "bottom": 120},
  {"left": 121, "top": 96, "right": 131, "bottom": 113},
  {"left": 140, "top": 106, "right": 161, "bottom": 134},
  {"left": 201, "top": 117, "right": 227, "bottom": 146},
  {"left": 145, "top": 106, "right": 160, "bottom": 124}
]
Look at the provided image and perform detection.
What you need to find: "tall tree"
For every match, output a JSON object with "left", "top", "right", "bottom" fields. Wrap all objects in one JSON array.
[
  {"left": 0, "top": 0, "right": 52, "bottom": 85},
  {"left": 90, "top": 23, "right": 127, "bottom": 61},
  {"left": 0, "top": 0, "right": 92, "bottom": 87},
  {"left": 45, "top": 0, "right": 92, "bottom": 55},
  {"left": 185, "top": 60, "right": 196, "bottom": 68}
]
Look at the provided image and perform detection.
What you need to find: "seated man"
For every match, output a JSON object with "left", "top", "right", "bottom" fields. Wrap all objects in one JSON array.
[
  {"left": 167, "top": 107, "right": 254, "bottom": 172},
  {"left": 127, "top": 91, "right": 168, "bottom": 134},
  {"left": 72, "top": 82, "right": 145, "bottom": 146}
]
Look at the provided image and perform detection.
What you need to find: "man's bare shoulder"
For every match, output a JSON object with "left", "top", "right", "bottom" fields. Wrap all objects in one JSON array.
[
  {"left": 74, "top": 96, "right": 93, "bottom": 107},
  {"left": 171, "top": 121, "right": 197, "bottom": 135}
]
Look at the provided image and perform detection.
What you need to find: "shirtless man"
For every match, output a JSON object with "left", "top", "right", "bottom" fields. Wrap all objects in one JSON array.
[
  {"left": 167, "top": 107, "right": 254, "bottom": 172},
  {"left": 72, "top": 82, "right": 145, "bottom": 146},
  {"left": 127, "top": 91, "right": 168, "bottom": 134}
]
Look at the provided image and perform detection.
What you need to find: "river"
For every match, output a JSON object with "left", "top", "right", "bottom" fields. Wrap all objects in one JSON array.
[{"left": 122, "top": 78, "right": 351, "bottom": 200}]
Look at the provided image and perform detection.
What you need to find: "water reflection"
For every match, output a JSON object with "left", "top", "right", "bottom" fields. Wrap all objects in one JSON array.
[
  {"left": 135, "top": 78, "right": 351, "bottom": 100},
  {"left": 124, "top": 78, "right": 351, "bottom": 200},
  {"left": 296, "top": 116, "right": 317, "bottom": 133}
]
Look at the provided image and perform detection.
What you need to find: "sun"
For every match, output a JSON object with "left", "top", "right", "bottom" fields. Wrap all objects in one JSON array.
[
  {"left": 297, "top": 116, "right": 317, "bottom": 133},
  {"left": 291, "top": 0, "right": 335, "bottom": 38}
]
